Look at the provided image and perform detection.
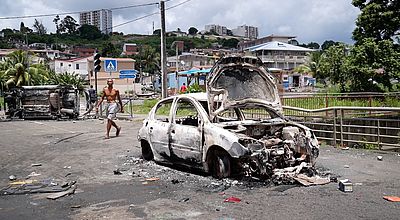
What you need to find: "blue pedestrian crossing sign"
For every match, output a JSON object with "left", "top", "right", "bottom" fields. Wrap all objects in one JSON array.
[{"left": 104, "top": 59, "right": 117, "bottom": 72}]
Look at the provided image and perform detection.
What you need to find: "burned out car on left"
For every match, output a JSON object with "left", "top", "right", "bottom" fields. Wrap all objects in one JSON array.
[
  {"left": 4, "top": 85, "right": 80, "bottom": 119},
  {"left": 138, "top": 55, "right": 320, "bottom": 180}
]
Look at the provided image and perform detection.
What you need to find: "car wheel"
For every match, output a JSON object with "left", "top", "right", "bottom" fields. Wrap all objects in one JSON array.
[
  {"left": 210, "top": 150, "right": 231, "bottom": 179},
  {"left": 141, "top": 140, "right": 154, "bottom": 161}
]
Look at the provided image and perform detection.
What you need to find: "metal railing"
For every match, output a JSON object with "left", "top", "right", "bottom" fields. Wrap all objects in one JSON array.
[
  {"left": 280, "top": 92, "right": 400, "bottom": 110},
  {"left": 283, "top": 106, "right": 400, "bottom": 150},
  {"left": 98, "top": 97, "right": 135, "bottom": 118}
]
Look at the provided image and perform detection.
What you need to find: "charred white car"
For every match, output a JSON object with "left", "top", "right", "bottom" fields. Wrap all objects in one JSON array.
[{"left": 138, "top": 56, "right": 319, "bottom": 179}]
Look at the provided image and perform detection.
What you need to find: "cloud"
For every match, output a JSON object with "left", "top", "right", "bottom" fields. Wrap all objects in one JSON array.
[{"left": 0, "top": 0, "right": 360, "bottom": 44}]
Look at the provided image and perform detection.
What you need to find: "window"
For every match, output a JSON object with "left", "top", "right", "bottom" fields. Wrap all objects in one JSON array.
[
  {"left": 76, "top": 64, "right": 80, "bottom": 70},
  {"left": 60, "top": 63, "right": 63, "bottom": 67},
  {"left": 174, "top": 99, "right": 199, "bottom": 127},
  {"left": 154, "top": 100, "right": 172, "bottom": 122}
]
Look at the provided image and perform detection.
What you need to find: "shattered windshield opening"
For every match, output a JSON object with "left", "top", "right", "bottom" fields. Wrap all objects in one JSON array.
[{"left": 214, "top": 67, "right": 277, "bottom": 102}]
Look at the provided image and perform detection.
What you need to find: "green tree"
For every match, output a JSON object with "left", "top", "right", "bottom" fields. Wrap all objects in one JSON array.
[
  {"left": 1, "top": 50, "right": 48, "bottom": 87},
  {"left": 32, "top": 19, "right": 47, "bottom": 35},
  {"left": 59, "top": 16, "right": 78, "bottom": 34},
  {"left": 78, "top": 24, "right": 102, "bottom": 40},
  {"left": 321, "top": 40, "right": 337, "bottom": 50},
  {"left": 352, "top": 0, "right": 400, "bottom": 42},
  {"left": 47, "top": 71, "right": 85, "bottom": 91},
  {"left": 101, "top": 42, "right": 120, "bottom": 57},
  {"left": 319, "top": 43, "right": 349, "bottom": 92},
  {"left": 188, "top": 27, "right": 198, "bottom": 35},
  {"left": 347, "top": 38, "right": 400, "bottom": 92},
  {"left": 53, "top": 15, "right": 60, "bottom": 34}
]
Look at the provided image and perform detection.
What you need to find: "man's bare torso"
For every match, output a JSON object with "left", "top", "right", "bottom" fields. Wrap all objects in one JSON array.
[{"left": 104, "top": 87, "right": 119, "bottom": 103}]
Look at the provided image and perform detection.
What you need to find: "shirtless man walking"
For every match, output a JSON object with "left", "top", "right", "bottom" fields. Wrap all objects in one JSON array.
[{"left": 96, "top": 79, "right": 124, "bottom": 139}]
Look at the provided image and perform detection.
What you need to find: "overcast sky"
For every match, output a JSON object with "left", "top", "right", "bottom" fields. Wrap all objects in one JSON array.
[{"left": 0, "top": 0, "right": 360, "bottom": 44}]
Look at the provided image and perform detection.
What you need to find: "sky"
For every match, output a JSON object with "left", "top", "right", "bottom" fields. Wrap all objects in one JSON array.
[{"left": 0, "top": 0, "right": 360, "bottom": 44}]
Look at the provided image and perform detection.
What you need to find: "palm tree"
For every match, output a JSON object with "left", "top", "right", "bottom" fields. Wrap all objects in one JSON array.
[{"left": 2, "top": 50, "right": 48, "bottom": 87}]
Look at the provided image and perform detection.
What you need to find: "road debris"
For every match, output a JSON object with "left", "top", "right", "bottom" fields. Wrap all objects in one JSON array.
[
  {"left": 71, "top": 205, "right": 81, "bottom": 209},
  {"left": 224, "top": 197, "right": 241, "bottom": 203},
  {"left": 145, "top": 177, "right": 160, "bottom": 182},
  {"left": 179, "top": 198, "right": 190, "bottom": 202},
  {"left": 1, "top": 179, "right": 76, "bottom": 196},
  {"left": 338, "top": 179, "right": 353, "bottom": 192},
  {"left": 377, "top": 156, "right": 383, "bottom": 161},
  {"left": 27, "top": 172, "right": 41, "bottom": 178},
  {"left": 9, "top": 175, "right": 16, "bottom": 181},
  {"left": 31, "top": 163, "right": 42, "bottom": 167},
  {"left": 342, "top": 147, "right": 350, "bottom": 150},
  {"left": 293, "top": 174, "right": 330, "bottom": 186},
  {"left": 344, "top": 165, "right": 350, "bottom": 168},
  {"left": 383, "top": 196, "right": 400, "bottom": 202},
  {"left": 46, "top": 185, "right": 76, "bottom": 200}
]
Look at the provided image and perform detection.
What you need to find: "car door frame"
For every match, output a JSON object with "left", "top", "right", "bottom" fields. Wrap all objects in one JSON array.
[
  {"left": 148, "top": 97, "right": 175, "bottom": 159},
  {"left": 169, "top": 97, "right": 205, "bottom": 166}
]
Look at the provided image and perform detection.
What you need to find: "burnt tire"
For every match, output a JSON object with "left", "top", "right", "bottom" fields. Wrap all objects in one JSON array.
[
  {"left": 209, "top": 150, "right": 231, "bottom": 179},
  {"left": 141, "top": 140, "right": 154, "bottom": 161}
]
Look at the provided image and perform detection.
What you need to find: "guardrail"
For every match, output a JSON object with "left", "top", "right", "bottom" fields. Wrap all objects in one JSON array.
[{"left": 283, "top": 106, "right": 400, "bottom": 150}]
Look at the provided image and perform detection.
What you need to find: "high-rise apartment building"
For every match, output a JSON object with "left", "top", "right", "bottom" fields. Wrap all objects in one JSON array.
[
  {"left": 79, "top": 9, "right": 112, "bottom": 34},
  {"left": 232, "top": 25, "right": 258, "bottom": 39},
  {"left": 204, "top": 24, "right": 228, "bottom": 36}
]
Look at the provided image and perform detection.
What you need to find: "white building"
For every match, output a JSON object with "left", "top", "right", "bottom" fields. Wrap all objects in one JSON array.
[
  {"left": 79, "top": 9, "right": 112, "bottom": 34},
  {"left": 53, "top": 57, "right": 89, "bottom": 80},
  {"left": 205, "top": 24, "right": 227, "bottom": 36},
  {"left": 245, "top": 41, "right": 314, "bottom": 70},
  {"left": 232, "top": 25, "right": 258, "bottom": 39}
]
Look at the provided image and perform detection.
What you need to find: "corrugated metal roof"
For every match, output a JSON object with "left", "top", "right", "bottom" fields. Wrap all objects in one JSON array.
[{"left": 246, "top": 41, "right": 314, "bottom": 52}]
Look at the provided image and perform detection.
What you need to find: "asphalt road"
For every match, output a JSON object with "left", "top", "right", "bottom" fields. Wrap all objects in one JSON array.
[{"left": 0, "top": 119, "right": 399, "bottom": 220}]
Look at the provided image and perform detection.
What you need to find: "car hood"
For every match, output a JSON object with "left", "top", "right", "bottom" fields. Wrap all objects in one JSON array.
[{"left": 207, "top": 56, "right": 282, "bottom": 119}]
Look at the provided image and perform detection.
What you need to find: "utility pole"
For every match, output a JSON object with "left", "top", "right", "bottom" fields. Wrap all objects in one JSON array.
[{"left": 160, "top": 0, "right": 167, "bottom": 98}]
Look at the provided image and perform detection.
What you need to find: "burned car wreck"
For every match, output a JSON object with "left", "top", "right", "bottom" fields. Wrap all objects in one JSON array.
[
  {"left": 4, "top": 85, "right": 80, "bottom": 119},
  {"left": 138, "top": 55, "right": 320, "bottom": 181}
]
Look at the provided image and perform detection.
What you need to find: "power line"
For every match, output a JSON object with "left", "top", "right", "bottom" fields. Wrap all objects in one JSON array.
[
  {"left": 112, "top": 0, "right": 192, "bottom": 30},
  {"left": 0, "top": 2, "right": 159, "bottom": 20}
]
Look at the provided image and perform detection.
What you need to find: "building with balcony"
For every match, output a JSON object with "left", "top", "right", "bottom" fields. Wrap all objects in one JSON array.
[
  {"left": 205, "top": 24, "right": 228, "bottom": 36},
  {"left": 79, "top": 9, "right": 112, "bottom": 34},
  {"left": 245, "top": 41, "right": 314, "bottom": 70},
  {"left": 232, "top": 25, "right": 258, "bottom": 39},
  {"left": 238, "top": 34, "right": 297, "bottom": 50},
  {"left": 167, "top": 53, "right": 217, "bottom": 72}
]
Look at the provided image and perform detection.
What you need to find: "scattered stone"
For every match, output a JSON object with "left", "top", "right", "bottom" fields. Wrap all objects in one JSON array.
[
  {"left": 31, "top": 163, "right": 42, "bottom": 167},
  {"left": 71, "top": 205, "right": 81, "bottom": 209},
  {"left": 63, "top": 166, "right": 71, "bottom": 169},
  {"left": 377, "top": 156, "right": 383, "bottom": 161},
  {"left": 342, "top": 147, "right": 350, "bottom": 150},
  {"left": 9, "top": 175, "right": 16, "bottom": 181},
  {"left": 27, "top": 172, "right": 41, "bottom": 177},
  {"left": 30, "top": 202, "right": 39, "bottom": 206},
  {"left": 344, "top": 165, "right": 350, "bottom": 168},
  {"left": 113, "top": 169, "right": 122, "bottom": 175},
  {"left": 179, "top": 198, "right": 189, "bottom": 202}
]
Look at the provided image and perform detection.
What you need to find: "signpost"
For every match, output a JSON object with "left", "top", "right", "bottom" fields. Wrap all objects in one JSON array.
[{"left": 119, "top": 69, "right": 138, "bottom": 95}]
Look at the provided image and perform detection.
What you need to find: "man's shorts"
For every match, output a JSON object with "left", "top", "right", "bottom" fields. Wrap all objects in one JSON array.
[{"left": 106, "top": 102, "right": 120, "bottom": 120}]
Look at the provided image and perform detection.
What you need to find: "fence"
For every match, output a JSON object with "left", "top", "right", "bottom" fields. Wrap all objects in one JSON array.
[
  {"left": 280, "top": 92, "right": 400, "bottom": 110},
  {"left": 283, "top": 106, "right": 400, "bottom": 150}
]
